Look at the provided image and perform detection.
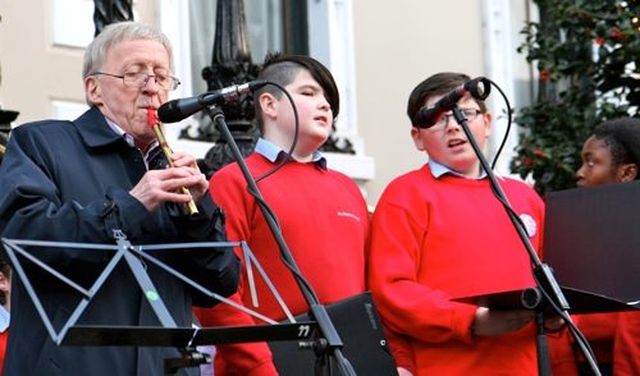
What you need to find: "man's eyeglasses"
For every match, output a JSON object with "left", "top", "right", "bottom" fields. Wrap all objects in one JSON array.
[
  {"left": 92, "top": 71, "right": 181, "bottom": 91},
  {"left": 429, "top": 108, "right": 483, "bottom": 131}
]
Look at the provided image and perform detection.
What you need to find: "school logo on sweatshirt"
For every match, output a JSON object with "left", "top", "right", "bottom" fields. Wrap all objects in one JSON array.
[
  {"left": 337, "top": 211, "right": 361, "bottom": 222},
  {"left": 519, "top": 214, "right": 537, "bottom": 238}
]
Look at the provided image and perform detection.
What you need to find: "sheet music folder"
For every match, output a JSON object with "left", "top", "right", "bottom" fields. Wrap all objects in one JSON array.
[
  {"left": 543, "top": 182, "right": 640, "bottom": 305},
  {"left": 269, "top": 292, "right": 397, "bottom": 376}
]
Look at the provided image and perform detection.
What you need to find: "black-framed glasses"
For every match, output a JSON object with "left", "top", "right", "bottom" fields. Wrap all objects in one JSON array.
[
  {"left": 92, "top": 71, "right": 181, "bottom": 91},
  {"left": 429, "top": 108, "right": 483, "bottom": 131}
]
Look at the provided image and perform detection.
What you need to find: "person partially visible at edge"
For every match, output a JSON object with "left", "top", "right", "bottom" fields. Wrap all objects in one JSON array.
[
  {"left": 549, "top": 117, "right": 640, "bottom": 376},
  {"left": 0, "top": 21, "right": 240, "bottom": 375},
  {"left": 194, "top": 53, "right": 371, "bottom": 375},
  {"left": 366, "top": 72, "right": 554, "bottom": 375},
  {"left": 0, "top": 260, "right": 10, "bottom": 376}
]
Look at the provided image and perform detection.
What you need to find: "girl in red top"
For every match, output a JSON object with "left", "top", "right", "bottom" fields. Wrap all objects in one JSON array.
[
  {"left": 195, "top": 53, "right": 370, "bottom": 375},
  {"left": 556, "top": 117, "right": 640, "bottom": 376}
]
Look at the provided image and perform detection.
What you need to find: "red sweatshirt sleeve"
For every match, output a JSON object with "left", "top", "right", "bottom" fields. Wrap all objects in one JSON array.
[
  {"left": 194, "top": 299, "right": 277, "bottom": 375},
  {"left": 614, "top": 311, "right": 640, "bottom": 376},
  {"left": 191, "top": 163, "right": 278, "bottom": 375},
  {"left": 367, "top": 201, "right": 477, "bottom": 345}
]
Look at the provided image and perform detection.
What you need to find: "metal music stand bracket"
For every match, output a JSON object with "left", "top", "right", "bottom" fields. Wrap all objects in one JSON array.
[
  {"left": 1, "top": 231, "right": 316, "bottom": 374},
  {"left": 453, "top": 286, "right": 638, "bottom": 315}
]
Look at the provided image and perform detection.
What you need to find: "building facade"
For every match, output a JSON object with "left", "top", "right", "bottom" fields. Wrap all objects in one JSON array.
[{"left": 0, "top": 0, "right": 537, "bottom": 205}]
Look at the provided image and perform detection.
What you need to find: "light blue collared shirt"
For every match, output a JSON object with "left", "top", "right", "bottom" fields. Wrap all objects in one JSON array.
[
  {"left": 428, "top": 159, "right": 487, "bottom": 180},
  {"left": 254, "top": 138, "right": 327, "bottom": 169},
  {"left": 0, "top": 305, "right": 9, "bottom": 333}
]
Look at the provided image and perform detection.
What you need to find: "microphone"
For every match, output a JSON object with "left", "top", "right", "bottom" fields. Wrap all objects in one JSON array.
[
  {"left": 158, "top": 80, "right": 268, "bottom": 123},
  {"left": 414, "top": 77, "right": 491, "bottom": 129}
]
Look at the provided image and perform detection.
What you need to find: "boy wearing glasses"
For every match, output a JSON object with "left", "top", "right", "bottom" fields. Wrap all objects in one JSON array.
[
  {"left": 0, "top": 22, "right": 239, "bottom": 375},
  {"left": 367, "top": 72, "right": 546, "bottom": 375}
]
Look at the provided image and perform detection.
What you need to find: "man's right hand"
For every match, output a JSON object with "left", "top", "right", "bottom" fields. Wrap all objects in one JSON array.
[{"left": 130, "top": 167, "right": 203, "bottom": 212}]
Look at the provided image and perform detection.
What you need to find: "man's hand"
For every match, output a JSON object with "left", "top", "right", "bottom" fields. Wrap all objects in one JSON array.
[
  {"left": 397, "top": 367, "right": 414, "bottom": 376},
  {"left": 130, "top": 152, "right": 207, "bottom": 212},
  {"left": 168, "top": 151, "right": 208, "bottom": 201}
]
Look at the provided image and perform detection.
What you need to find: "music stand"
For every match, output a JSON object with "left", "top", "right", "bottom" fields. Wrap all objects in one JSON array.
[
  {"left": 1, "top": 232, "right": 316, "bottom": 375},
  {"left": 454, "top": 286, "right": 637, "bottom": 315},
  {"left": 443, "top": 104, "right": 598, "bottom": 375}
]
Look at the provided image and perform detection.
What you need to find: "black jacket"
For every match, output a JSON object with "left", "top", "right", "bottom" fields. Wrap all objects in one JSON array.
[{"left": 0, "top": 106, "right": 239, "bottom": 375}]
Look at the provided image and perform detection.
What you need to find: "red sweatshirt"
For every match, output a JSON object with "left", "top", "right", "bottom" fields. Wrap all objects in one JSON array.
[
  {"left": 548, "top": 313, "right": 618, "bottom": 376},
  {"left": 0, "top": 330, "right": 6, "bottom": 376},
  {"left": 614, "top": 311, "right": 640, "bottom": 375},
  {"left": 367, "top": 165, "right": 545, "bottom": 375},
  {"left": 196, "top": 153, "right": 369, "bottom": 375}
]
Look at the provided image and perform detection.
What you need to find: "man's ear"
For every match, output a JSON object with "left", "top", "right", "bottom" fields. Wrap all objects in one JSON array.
[{"left": 85, "top": 76, "right": 101, "bottom": 104}]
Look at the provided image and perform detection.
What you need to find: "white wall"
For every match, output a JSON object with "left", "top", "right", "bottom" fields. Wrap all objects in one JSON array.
[
  {"left": 0, "top": 0, "right": 535, "bottom": 207},
  {"left": 353, "top": 0, "right": 488, "bottom": 205}
]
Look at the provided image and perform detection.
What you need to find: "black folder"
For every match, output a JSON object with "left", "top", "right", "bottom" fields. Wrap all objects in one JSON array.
[
  {"left": 454, "top": 182, "right": 640, "bottom": 313},
  {"left": 543, "top": 182, "right": 640, "bottom": 306},
  {"left": 269, "top": 292, "right": 398, "bottom": 375}
]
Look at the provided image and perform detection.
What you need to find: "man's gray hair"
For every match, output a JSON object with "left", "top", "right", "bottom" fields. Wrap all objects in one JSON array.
[{"left": 82, "top": 21, "right": 174, "bottom": 78}]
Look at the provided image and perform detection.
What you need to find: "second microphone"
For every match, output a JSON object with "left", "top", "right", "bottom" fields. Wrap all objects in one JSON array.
[{"left": 157, "top": 80, "right": 268, "bottom": 123}]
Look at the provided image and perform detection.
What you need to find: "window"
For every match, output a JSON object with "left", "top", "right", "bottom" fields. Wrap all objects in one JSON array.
[
  {"left": 161, "top": 0, "right": 373, "bottom": 181},
  {"left": 164, "top": 0, "right": 360, "bottom": 143}
]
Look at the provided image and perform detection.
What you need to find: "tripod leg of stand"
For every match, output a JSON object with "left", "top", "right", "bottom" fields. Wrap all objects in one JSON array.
[
  {"left": 164, "top": 347, "right": 212, "bottom": 376},
  {"left": 536, "top": 310, "right": 551, "bottom": 376},
  {"left": 314, "top": 351, "right": 331, "bottom": 376}
]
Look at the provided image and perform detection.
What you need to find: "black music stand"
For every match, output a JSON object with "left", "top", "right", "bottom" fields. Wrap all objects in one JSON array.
[
  {"left": 1, "top": 232, "right": 316, "bottom": 375},
  {"left": 454, "top": 180, "right": 640, "bottom": 376},
  {"left": 442, "top": 104, "right": 598, "bottom": 375},
  {"left": 454, "top": 286, "right": 638, "bottom": 315}
]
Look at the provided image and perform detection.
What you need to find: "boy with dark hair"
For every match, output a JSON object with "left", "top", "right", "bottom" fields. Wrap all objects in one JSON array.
[
  {"left": 367, "top": 72, "right": 546, "bottom": 375},
  {"left": 195, "top": 53, "right": 370, "bottom": 375}
]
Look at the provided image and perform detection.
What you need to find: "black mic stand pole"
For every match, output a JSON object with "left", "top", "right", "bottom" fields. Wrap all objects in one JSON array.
[
  {"left": 205, "top": 104, "right": 357, "bottom": 376},
  {"left": 449, "top": 105, "right": 601, "bottom": 376}
]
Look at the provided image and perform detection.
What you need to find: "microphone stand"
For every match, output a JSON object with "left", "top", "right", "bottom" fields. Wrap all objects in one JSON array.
[
  {"left": 449, "top": 105, "right": 601, "bottom": 376},
  {"left": 205, "top": 104, "right": 357, "bottom": 376}
]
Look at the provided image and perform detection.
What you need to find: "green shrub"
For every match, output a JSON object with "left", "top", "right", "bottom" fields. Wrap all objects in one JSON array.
[{"left": 512, "top": 0, "right": 640, "bottom": 197}]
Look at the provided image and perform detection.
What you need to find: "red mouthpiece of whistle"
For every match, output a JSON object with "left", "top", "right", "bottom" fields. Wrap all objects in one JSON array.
[{"left": 147, "top": 107, "right": 158, "bottom": 127}]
